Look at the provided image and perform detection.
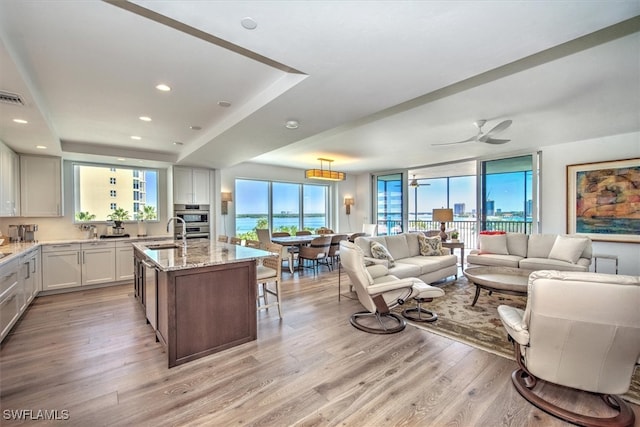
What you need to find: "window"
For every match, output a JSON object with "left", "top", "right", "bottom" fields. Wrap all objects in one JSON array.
[
  {"left": 74, "top": 164, "right": 159, "bottom": 222},
  {"left": 235, "top": 179, "right": 329, "bottom": 239},
  {"left": 481, "top": 155, "right": 534, "bottom": 234}
]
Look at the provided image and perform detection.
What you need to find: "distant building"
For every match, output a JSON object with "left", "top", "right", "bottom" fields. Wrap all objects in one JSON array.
[
  {"left": 526, "top": 199, "right": 533, "bottom": 217},
  {"left": 454, "top": 203, "right": 465, "bottom": 215},
  {"left": 78, "top": 166, "right": 147, "bottom": 221},
  {"left": 486, "top": 200, "right": 495, "bottom": 216}
]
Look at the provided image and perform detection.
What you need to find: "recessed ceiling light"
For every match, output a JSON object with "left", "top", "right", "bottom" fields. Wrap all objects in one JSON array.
[
  {"left": 217, "top": 101, "right": 232, "bottom": 108},
  {"left": 13, "top": 118, "right": 28, "bottom": 124},
  {"left": 190, "top": 125, "right": 202, "bottom": 131},
  {"left": 156, "top": 84, "right": 171, "bottom": 92},
  {"left": 285, "top": 120, "right": 299, "bottom": 129},
  {"left": 36, "top": 145, "right": 47, "bottom": 150},
  {"left": 173, "top": 141, "right": 184, "bottom": 146},
  {"left": 117, "top": 158, "right": 126, "bottom": 161},
  {"left": 131, "top": 136, "right": 142, "bottom": 140},
  {"left": 139, "top": 116, "right": 152, "bottom": 122},
  {"left": 241, "top": 17, "right": 257, "bottom": 30}
]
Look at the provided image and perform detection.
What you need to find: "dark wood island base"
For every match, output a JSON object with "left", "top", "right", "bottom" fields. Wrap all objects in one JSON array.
[{"left": 157, "top": 260, "right": 257, "bottom": 367}]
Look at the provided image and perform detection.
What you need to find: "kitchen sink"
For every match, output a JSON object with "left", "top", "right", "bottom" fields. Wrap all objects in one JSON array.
[{"left": 146, "top": 243, "right": 181, "bottom": 250}]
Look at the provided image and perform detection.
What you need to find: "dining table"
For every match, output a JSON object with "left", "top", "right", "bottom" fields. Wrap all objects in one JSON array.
[{"left": 269, "top": 234, "right": 320, "bottom": 273}]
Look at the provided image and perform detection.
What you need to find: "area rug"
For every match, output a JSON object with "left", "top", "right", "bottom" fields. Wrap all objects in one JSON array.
[{"left": 394, "top": 277, "right": 640, "bottom": 405}]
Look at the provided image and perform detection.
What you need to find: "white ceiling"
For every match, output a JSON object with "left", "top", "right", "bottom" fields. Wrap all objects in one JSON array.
[{"left": 0, "top": 1, "right": 638, "bottom": 175}]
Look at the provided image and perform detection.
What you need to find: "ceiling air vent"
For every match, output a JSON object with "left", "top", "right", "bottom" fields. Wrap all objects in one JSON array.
[{"left": 0, "top": 91, "right": 25, "bottom": 106}]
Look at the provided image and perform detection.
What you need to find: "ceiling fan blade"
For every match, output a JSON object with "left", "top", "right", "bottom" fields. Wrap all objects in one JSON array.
[
  {"left": 483, "top": 138, "right": 510, "bottom": 145},
  {"left": 431, "top": 135, "right": 477, "bottom": 146},
  {"left": 479, "top": 119, "right": 512, "bottom": 141}
]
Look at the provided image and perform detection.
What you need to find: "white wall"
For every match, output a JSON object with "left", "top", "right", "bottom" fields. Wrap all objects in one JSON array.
[{"left": 540, "top": 131, "right": 639, "bottom": 276}]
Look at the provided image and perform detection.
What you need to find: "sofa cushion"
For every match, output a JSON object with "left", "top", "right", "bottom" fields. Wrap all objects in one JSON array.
[
  {"left": 526, "top": 234, "right": 558, "bottom": 258},
  {"left": 506, "top": 233, "right": 529, "bottom": 257},
  {"left": 399, "top": 255, "right": 457, "bottom": 274},
  {"left": 417, "top": 234, "right": 442, "bottom": 256},
  {"left": 519, "top": 257, "right": 589, "bottom": 272},
  {"left": 479, "top": 234, "right": 509, "bottom": 255},
  {"left": 370, "top": 241, "right": 396, "bottom": 267},
  {"left": 467, "top": 253, "right": 523, "bottom": 268},
  {"left": 547, "top": 235, "right": 589, "bottom": 264},
  {"left": 384, "top": 234, "right": 411, "bottom": 259},
  {"left": 387, "top": 262, "right": 421, "bottom": 279}
]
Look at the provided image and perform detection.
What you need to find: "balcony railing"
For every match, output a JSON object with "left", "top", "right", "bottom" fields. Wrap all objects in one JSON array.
[{"left": 376, "top": 219, "right": 532, "bottom": 250}]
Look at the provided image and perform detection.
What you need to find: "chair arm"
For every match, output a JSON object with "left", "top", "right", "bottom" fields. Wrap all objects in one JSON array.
[
  {"left": 497, "top": 305, "right": 529, "bottom": 346},
  {"left": 367, "top": 278, "right": 419, "bottom": 296},
  {"left": 364, "top": 256, "right": 389, "bottom": 268},
  {"left": 366, "top": 264, "right": 389, "bottom": 279}
]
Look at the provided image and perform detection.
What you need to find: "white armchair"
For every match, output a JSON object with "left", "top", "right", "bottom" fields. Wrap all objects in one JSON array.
[
  {"left": 498, "top": 270, "right": 640, "bottom": 427},
  {"left": 340, "top": 241, "right": 444, "bottom": 334}
]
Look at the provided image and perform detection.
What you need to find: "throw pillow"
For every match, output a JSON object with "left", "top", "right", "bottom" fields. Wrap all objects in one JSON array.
[
  {"left": 370, "top": 241, "right": 395, "bottom": 267},
  {"left": 478, "top": 234, "right": 509, "bottom": 255},
  {"left": 547, "top": 235, "right": 589, "bottom": 264},
  {"left": 479, "top": 230, "right": 506, "bottom": 235},
  {"left": 418, "top": 234, "right": 442, "bottom": 256}
]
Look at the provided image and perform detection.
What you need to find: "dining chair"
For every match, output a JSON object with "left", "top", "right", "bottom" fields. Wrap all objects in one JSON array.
[
  {"left": 296, "top": 230, "right": 312, "bottom": 236},
  {"left": 362, "top": 224, "right": 377, "bottom": 236},
  {"left": 256, "top": 243, "right": 283, "bottom": 318},
  {"left": 327, "top": 234, "right": 347, "bottom": 269},
  {"left": 272, "top": 231, "right": 290, "bottom": 237},
  {"left": 229, "top": 236, "right": 242, "bottom": 245},
  {"left": 256, "top": 229, "right": 271, "bottom": 246},
  {"left": 298, "top": 235, "right": 332, "bottom": 275},
  {"left": 245, "top": 239, "right": 261, "bottom": 249},
  {"left": 316, "top": 227, "right": 334, "bottom": 234},
  {"left": 217, "top": 235, "right": 229, "bottom": 243},
  {"left": 271, "top": 232, "right": 298, "bottom": 273}
]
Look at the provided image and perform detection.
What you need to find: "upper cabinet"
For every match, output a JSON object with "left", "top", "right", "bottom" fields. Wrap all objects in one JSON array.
[
  {"left": 0, "top": 142, "right": 20, "bottom": 217},
  {"left": 173, "top": 167, "right": 211, "bottom": 205},
  {"left": 20, "top": 155, "right": 63, "bottom": 217}
]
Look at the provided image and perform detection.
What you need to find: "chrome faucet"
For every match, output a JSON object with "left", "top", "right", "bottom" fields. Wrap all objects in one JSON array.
[{"left": 166, "top": 217, "right": 187, "bottom": 250}]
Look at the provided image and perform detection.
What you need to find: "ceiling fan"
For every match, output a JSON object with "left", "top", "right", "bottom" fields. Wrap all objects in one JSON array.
[{"left": 433, "top": 119, "right": 512, "bottom": 146}]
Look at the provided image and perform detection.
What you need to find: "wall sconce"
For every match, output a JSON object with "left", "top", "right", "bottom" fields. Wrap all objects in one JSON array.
[
  {"left": 221, "top": 192, "right": 233, "bottom": 215},
  {"left": 344, "top": 197, "right": 354, "bottom": 215}
]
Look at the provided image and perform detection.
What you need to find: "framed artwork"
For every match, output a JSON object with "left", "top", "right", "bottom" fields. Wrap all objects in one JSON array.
[{"left": 566, "top": 158, "right": 640, "bottom": 243}]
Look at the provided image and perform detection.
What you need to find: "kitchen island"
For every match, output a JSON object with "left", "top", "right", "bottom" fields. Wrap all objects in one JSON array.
[{"left": 132, "top": 239, "right": 273, "bottom": 368}]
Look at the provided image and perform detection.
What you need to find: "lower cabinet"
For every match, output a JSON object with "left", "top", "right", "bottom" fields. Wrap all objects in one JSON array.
[
  {"left": 20, "top": 247, "right": 41, "bottom": 307},
  {"left": 42, "top": 242, "right": 116, "bottom": 291},
  {"left": 0, "top": 258, "right": 21, "bottom": 342},
  {"left": 115, "top": 241, "right": 134, "bottom": 281}
]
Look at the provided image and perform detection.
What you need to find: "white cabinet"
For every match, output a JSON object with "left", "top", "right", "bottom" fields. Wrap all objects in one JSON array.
[
  {"left": 0, "top": 258, "right": 21, "bottom": 341},
  {"left": 81, "top": 241, "right": 116, "bottom": 286},
  {"left": 20, "top": 154, "right": 63, "bottom": 217},
  {"left": 115, "top": 241, "right": 134, "bottom": 281},
  {"left": 20, "top": 247, "right": 41, "bottom": 306},
  {"left": 42, "top": 244, "right": 82, "bottom": 290},
  {"left": 173, "top": 167, "right": 210, "bottom": 204},
  {"left": 0, "top": 142, "right": 20, "bottom": 217},
  {"left": 42, "top": 242, "right": 118, "bottom": 291}
]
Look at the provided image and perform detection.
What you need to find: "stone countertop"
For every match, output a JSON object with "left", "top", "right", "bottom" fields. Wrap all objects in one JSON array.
[
  {"left": 0, "top": 235, "right": 175, "bottom": 268},
  {"left": 132, "top": 239, "right": 274, "bottom": 272}
]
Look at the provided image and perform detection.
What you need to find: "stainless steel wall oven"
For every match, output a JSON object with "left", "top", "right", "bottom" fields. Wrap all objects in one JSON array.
[{"left": 174, "top": 204, "right": 210, "bottom": 239}]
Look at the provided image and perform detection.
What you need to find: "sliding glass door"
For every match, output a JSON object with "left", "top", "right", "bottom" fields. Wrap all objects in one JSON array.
[{"left": 375, "top": 173, "right": 404, "bottom": 235}]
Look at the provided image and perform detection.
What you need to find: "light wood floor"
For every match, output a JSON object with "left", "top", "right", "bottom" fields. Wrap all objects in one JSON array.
[{"left": 1, "top": 268, "right": 638, "bottom": 426}]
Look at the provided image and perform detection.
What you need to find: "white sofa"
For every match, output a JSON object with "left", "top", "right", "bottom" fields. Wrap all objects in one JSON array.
[
  {"left": 353, "top": 233, "right": 458, "bottom": 284},
  {"left": 467, "top": 233, "right": 592, "bottom": 272}
]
